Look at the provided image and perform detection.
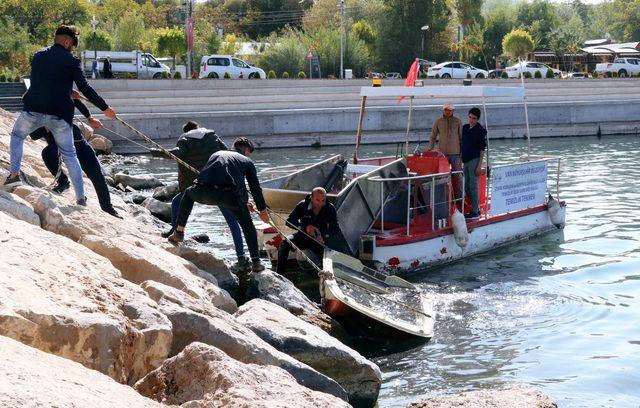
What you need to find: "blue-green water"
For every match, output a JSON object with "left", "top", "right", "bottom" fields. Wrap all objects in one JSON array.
[{"left": 129, "top": 135, "right": 640, "bottom": 407}]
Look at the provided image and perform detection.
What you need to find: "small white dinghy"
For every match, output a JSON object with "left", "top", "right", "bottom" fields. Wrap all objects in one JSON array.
[{"left": 321, "top": 249, "right": 434, "bottom": 340}]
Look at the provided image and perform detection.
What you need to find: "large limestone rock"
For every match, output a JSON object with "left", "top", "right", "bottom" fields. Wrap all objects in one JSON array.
[
  {"left": 114, "top": 173, "right": 164, "bottom": 190},
  {"left": 0, "top": 335, "right": 162, "bottom": 408},
  {"left": 159, "top": 302, "right": 349, "bottom": 401},
  {"left": 0, "top": 189, "right": 39, "bottom": 226},
  {"left": 141, "top": 279, "right": 236, "bottom": 314},
  {"left": 88, "top": 134, "right": 114, "bottom": 155},
  {"left": 407, "top": 386, "right": 558, "bottom": 408},
  {"left": 152, "top": 181, "right": 179, "bottom": 201},
  {"left": 236, "top": 299, "right": 382, "bottom": 407},
  {"left": 142, "top": 197, "right": 171, "bottom": 223},
  {"left": 135, "top": 342, "right": 351, "bottom": 408},
  {"left": 0, "top": 212, "right": 172, "bottom": 384}
]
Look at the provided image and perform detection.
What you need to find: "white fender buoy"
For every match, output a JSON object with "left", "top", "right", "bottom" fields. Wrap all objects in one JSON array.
[
  {"left": 451, "top": 208, "right": 469, "bottom": 248},
  {"left": 547, "top": 195, "right": 564, "bottom": 228}
]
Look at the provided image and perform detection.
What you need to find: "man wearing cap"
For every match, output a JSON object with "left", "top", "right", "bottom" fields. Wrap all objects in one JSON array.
[
  {"left": 3, "top": 25, "right": 116, "bottom": 206},
  {"left": 168, "top": 137, "right": 270, "bottom": 273},
  {"left": 428, "top": 103, "right": 463, "bottom": 199}
]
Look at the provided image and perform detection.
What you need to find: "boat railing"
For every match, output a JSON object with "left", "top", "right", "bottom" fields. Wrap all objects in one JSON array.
[{"left": 368, "top": 170, "right": 465, "bottom": 236}]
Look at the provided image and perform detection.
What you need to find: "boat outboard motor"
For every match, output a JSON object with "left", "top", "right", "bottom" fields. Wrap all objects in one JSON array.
[
  {"left": 546, "top": 194, "right": 564, "bottom": 228},
  {"left": 452, "top": 208, "right": 469, "bottom": 248}
]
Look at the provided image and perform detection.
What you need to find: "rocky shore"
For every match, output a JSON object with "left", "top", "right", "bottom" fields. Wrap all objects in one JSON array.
[{"left": 0, "top": 109, "right": 557, "bottom": 407}]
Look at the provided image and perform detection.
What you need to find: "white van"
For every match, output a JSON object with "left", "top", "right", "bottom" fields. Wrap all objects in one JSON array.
[
  {"left": 199, "top": 55, "right": 266, "bottom": 79},
  {"left": 81, "top": 51, "right": 171, "bottom": 79}
]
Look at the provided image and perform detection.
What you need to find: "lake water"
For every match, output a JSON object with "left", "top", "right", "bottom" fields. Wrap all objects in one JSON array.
[{"left": 127, "top": 135, "right": 640, "bottom": 408}]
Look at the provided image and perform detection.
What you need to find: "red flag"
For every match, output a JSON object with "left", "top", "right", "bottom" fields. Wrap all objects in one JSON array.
[{"left": 397, "top": 58, "right": 420, "bottom": 104}]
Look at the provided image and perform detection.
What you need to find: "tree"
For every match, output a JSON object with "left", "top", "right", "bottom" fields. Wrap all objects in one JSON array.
[
  {"left": 258, "top": 30, "right": 307, "bottom": 76},
  {"left": 84, "top": 29, "right": 113, "bottom": 52},
  {"left": 455, "top": 0, "right": 484, "bottom": 30},
  {"left": 156, "top": 27, "right": 185, "bottom": 70},
  {"left": 114, "top": 11, "right": 146, "bottom": 51},
  {"left": 0, "top": 17, "right": 34, "bottom": 75},
  {"left": 515, "top": 0, "right": 560, "bottom": 50},
  {"left": 482, "top": 8, "right": 516, "bottom": 67},
  {"left": 221, "top": 34, "right": 239, "bottom": 55},
  {"left": 502, "top": 28, "right": 534, "bottom": 59}
]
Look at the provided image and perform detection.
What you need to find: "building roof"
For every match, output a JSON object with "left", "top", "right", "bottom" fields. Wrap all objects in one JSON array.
[{"left": 581, "top": 42, "right": 640, "bottom": 55}]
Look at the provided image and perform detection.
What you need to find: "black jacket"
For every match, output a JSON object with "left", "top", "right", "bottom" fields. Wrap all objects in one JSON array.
[
  {"left": 168, "top": 128, "right": 227, "bottom": 191},
  {"left": 196, "top": 150, "right": 266, "bottom": 211},
  {"left": 23, "top": 44, "right": 109, "bottom": 125},
  {"left": 30, "top": 99, "right": 92, "bottom": 143},
  {"left": 286, "top": 195, "right": 338, "bottom": 244}
]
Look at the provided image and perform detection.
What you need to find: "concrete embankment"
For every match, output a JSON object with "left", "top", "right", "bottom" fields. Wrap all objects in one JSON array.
[{"left": 85, "top": 78, "right": 640, "bottom": 154}]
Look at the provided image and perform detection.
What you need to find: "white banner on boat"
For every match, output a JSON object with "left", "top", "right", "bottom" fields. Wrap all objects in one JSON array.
[{"left": 489, "top": 160, "right": 548, "bottom": 215}]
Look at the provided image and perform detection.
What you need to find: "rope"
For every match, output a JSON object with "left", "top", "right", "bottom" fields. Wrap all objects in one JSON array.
[{"left": 100, "top": 126, "right": 155, "bottom": 151}]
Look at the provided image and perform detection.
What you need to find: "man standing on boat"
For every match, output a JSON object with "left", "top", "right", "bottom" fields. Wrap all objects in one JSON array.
[
  {"left": 168, "top": 137, "right": 269, "bottom": 273},
  {"left": 461, "top": 107, "right": 487, "bottom": 219},
  {"left": 276, "top": 187, "right": 338, "bottom": 275},
  {"left": 428, "top": 103, "right": 463, "bottom": 201}
]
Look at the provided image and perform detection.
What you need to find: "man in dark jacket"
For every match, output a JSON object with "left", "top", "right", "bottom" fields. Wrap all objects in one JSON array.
[
  {"left": 153, "top": 121, "right": 249, "bottom": 269},
  {"left": 4, "top": 25, "right": 116, "bottom": 206},
  {"left": 276, "top": 187, "right": 338, "bottom": 275},
  {"left": 102, "top": 56, "right": 113, "bottom": 79},
  {"left": 31, "top": 96, "right": 121, "bottom": 218},
  {"left": 168, "top": 137, "right": 269, "bottom": 273}
]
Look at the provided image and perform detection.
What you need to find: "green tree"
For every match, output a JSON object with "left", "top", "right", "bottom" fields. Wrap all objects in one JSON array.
[
  {"left": 114, "top": 11, "right": 146, "bottom": 51},
  {"left": 515, "top": 0, "right": 560, "bottom": 50},
  {"left": 84, "top": 29, "right": 113, "bottom": 52},
  {"left": 258, "top": 30, "right": 307, "bottom": 77},
  {"left": 482, "top": 8, "right": 516, "bottom": 67},
  {"left": 502, "top": 28, "right": 534, "bottom": 59},
  {"left": 156, "top": 27, "right": 185, "bottom": 70},
  {"left": 0, "top": 18, "right": 34, "bottom": 75}
]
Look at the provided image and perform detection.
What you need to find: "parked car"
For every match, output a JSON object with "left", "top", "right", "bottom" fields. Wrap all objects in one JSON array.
[
  {"left": 595, "top": 58, "right": 640, "bottom": 77},
  {"left": 564, "top": 71, "right": 588, "bottom": 79},
  {"left": 427, "top": 61, "right": 488, "bottom": 79},
  {"left": 199, "top": 55, "right": 266, "bottom": 79},
  {"left": 505, "top": 61, "right": 561, "bottom": 78},
  {"left": 488, "top": 68, "right": 506, "bottom": 78},
  {"left": 385, "top": 72, "right": 402, "bottom": 79},
  {"left": 81, "top": 50, "right": 171, "bottom": 79}
]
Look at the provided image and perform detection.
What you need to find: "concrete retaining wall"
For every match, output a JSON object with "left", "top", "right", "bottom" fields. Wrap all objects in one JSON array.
[{"left": 85, "top": 79, "right": 640, "bottom": 154}]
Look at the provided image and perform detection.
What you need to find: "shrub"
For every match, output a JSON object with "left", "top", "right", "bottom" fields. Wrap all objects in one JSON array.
[
  {"left": 173, "top": 71, "right": 182, "bottom": 79},
  {"left": 267, "top": 70, "right": 276, "bottom": 79},
  {"left": 435, "top": 73, "right": 440, "bottom": 79},
  {"left": 420, "top": 69, "right": 427, "bottom": 78},
  {"left": 13, "top": 75, "right": 21, "bottom": 83},
  {"left": 223, "top": 72, "right": 231, "bottom": 79},
  {"left": 298, "top": 71, "right": 307, "bottom": 78},
  {"left": 611, "top": 71, "right": 618, "bottom": 78},
  {"left": 0, "top": 74, "right": 6, "bottom": 82},
  {"left": 466, "top": 71, "right": 472, "bottom": 79},
  {"left": 501, "top": 71, "right": 508, "bottom": 79},
  {"left": 592, "top": 70, "right": 598, "bottom": 78},
  {"left": 523, "top": 71, "right": 532, "bottom": 79},
  {"left": 207, "top": 72, "right": 218, "bottom": 79},
  {"left": 282, "top": 71, "right": 289, "bottom": 79},
  {"left": 534, "top": 70, "right": 542, "bottom": 78},
  {"left": 545, "top": 68, "right": 554, "bottom": 78},
  {"left": 161, "top": 71, "right": 169, "bottom": 79},
  {"left": 124, "top": 72, "right": 134, "bottom": 79}
]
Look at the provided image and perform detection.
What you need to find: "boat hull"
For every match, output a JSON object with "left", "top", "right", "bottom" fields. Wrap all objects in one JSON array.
[{"left": 372, "top": 205, "right": 566, "bottom": 275}]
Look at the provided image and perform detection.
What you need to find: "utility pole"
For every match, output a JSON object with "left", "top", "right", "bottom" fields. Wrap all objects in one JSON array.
[
  {"left": 421, "top": 25, "right": 429, "bottom": 60},
  {"left": 183, "top": 0, "right": 194, "bottom": 78},
  {"left": 338, "top": 0, "right": 345, "bottom": 79},
  {"left": 91, "top": 16, "right": 98, "bottom": 79}
]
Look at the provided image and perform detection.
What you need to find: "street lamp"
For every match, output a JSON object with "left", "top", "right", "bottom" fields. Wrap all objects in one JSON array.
[
  {"left": 421, "top": 25, "right": 429, "bottom": 60},
  {"left": 91, "top": 16, "right": 99, "bottom": 79}
]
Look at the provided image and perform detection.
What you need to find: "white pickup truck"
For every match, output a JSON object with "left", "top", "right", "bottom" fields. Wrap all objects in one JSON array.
[{"left": 595, "top": 58, "right": 640, "bottom": 77}]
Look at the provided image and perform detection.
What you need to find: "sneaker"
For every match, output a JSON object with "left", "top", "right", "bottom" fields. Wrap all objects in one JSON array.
[
  {"left": 233, "top": 256, "right": 251, "bottom": 272},
  {"left": 3, "top": 174, "right": 22, "bottom": 188},
  {"left": 251, "top": 259, "right": 265, "bottom": 273},
  {"left": 168, "top": 231, "right": 184, "bottom": 243},
  {"left": 52, "top": 179, "right": 70, "bottom": 194},
  {"left": 161, "top": 227, "right": 175, "bottom": 238},
  {"left": 76, "top": 197, "right": 87, "bottom": 206},
  {"left": 465, "top": 211, "right": 480, "bottom": 220},
  {"left": 105, "top": 207, "right": 123, "bottom": 219}
]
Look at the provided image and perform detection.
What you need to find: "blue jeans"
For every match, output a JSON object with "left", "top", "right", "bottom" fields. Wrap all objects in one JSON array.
[
  {"left": 171, "top": 191, "right": 245, "bottom": 258},
  {"left": 10, "top": 112, "right": 85, "bottom": 199}
]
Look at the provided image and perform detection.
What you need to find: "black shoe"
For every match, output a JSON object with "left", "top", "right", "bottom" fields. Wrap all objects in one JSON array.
[
  {"left": 251, "top": 258, "right": 265, "bottom": 273},
  {"left": 105, "top": 207, "right": 123, "bottom": 219},
  {"left": 168, "top": 231, "right": 184, "bottom": 243},
  {"left": 161, "top": 228, "right": 175, "bottom": 238},
  {"left": 3, "top": 174, "right": 22, "bottom": 188},
  {"left": 233, "top": 256, "right": 251, "bottom": 272},
  {"left": 465, "top": 211, "right": 479, "bottom": 220},
  {"left": 76, "top": 197, "right": 87, "bottom": 206},
  {"left": 52, "top": 179, "right": 70, "bottom": 194}
]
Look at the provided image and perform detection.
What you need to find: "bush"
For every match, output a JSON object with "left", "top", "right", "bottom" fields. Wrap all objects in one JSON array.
[
  {"left": 267, "top": 70, "right": 276, "bottom": 79},
  {"left": 13, "top": 75, "right": 21, "bottom": 83},
  {"left": 173, "top": 71, "right": 182, "bottom": 79},
  {"left": 0, "top": 74, "right": 6, "bottom": 82},
  {"left": 612, "top": 71, "right": 618, "bottom": 78},
  {"left": 298, "top": 71, "right": 307, "bottom": 78},
  {"left": 592, "top": 70, "right": 598, "bottom": 78},
  {"left": 534, "top": 70, "right": 542, "bottom": 78},
  {"left": 501, "top": 71, "right": 508, "bottom": 79},
  {"left": 207, "top": 72, "right": 218, "bottom": 79},
  {"left": 523, "top": 71, "right": 532, "bottom": 79},
  {"left": 124, "top": 72, "right": 134, "bottom": 79},
  {"left": 466, "top": 71, "right": 472, "bottom": 79},
  {"left": 420, "top": 70, "right": 427, "bottom": 79},
  {"left": 435, "top": 73, "right": 440, "bottom": 79},
  {"left": 161, "top": 71, "right": 169, "bottom": 79},
  {"left": 545, "top": 68, "right": 554, "bottom": 78},
  {"left": 223, "top": 72, "right": 231, "bottom": 79},
  {"left": 282, "top": 71, "right": 289, "bottom": 79}
]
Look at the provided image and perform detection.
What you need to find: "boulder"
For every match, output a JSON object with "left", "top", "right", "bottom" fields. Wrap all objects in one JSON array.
[
  {"left": 114, "top": 173, "right": 164, "bottom": 190},
  {"left": 142, "top": 197, "right": 171, "bottom": 223},
  {"left": 407, "top": 386, "right": 557, "bottom": 408},
  {"left": 191, "top": 233, "right": 210, "bottom": 243},
  {"left": 236, "top": 299, "right": 382, "bottom": 407},
  {"left": 132, "top": 193, "right": 148, "bottom": 204},
  {"left": 0, "top": 335, "right": 162, "bottom": 408},
  {"left": 158, "top": 302, "right": 348, "bottom": 401},
  {"left": 0, "top": 212, "right": 172, "bottom": 384},
  {"left": 141, "top": 279, "right": 237, "bottom": 314},
  {"left": 88, "top": 134, "right": 113, "bottom": 155},
  {"left": 0, "top": 189, "right": 40, "bottom": 226},
  {"left": 135, "top": 342, "right": 351, "bottom": 408},
  {"left": 152, "top": 181, "right": 179, "bottom": 201}
]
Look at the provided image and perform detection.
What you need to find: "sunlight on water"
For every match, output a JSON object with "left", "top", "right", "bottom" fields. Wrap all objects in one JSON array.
[{"left": 129, "top": 135, "right": 640, "bottom": 407}]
